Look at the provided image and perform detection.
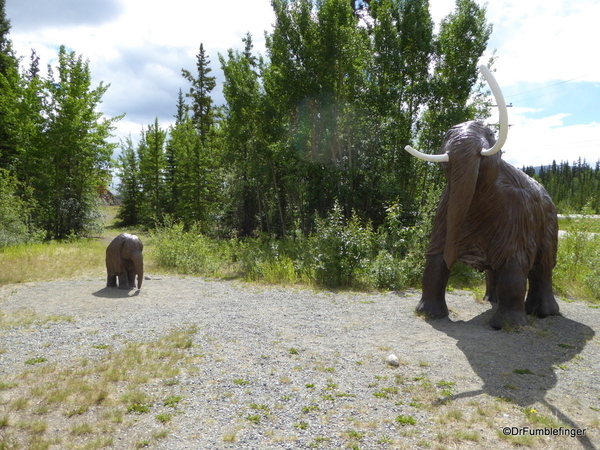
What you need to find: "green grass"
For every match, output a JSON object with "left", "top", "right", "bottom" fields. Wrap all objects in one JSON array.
[{"left": 0, "top": 239, "right": 107, "bottom": 286}]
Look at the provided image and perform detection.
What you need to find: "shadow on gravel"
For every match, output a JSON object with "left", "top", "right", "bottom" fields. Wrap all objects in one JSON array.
[
  {"left": 92, "top": 287, "right": 141, "bottom": 298},
  {"left": 428, "top": 309, "right": 596, "bottom": 450}
]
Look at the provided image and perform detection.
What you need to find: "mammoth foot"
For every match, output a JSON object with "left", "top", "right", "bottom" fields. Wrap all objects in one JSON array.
[
  {"left": 415, "top": 299, "right": 449, "bottom": 320},
  {"left": 489, "top": 308, "right": 529, "bottom": 330},
  {"left": 525, "top": 295, "right": 560, "bottom": 318}
]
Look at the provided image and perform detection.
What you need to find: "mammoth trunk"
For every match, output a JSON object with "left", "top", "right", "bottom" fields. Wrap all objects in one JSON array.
[
  {"left": 131, "top": 253, "right": 144, "bottom": 289},
  {"left": 444, "top": 153, "right": 480, "bottom": 269}
]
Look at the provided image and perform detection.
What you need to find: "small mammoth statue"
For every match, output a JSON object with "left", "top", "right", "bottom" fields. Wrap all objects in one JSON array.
[
  {"left": 405, "top": 65, "right": 559, "bottom": 330},
  {"left": 106, "top": 233, "right": 144, "bottom": 289}
]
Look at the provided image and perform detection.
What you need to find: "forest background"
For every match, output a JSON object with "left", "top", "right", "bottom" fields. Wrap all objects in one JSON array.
[{"left": 1, "top": 0, "right": 599, "bottom": 298}]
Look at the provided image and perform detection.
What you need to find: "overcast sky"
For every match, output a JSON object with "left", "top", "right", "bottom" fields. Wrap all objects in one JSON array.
[{"left": 5, "top": 0, "right": 600, "bottom": 168}]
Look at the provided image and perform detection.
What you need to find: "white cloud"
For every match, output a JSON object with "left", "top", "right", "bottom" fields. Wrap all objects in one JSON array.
[
  {"left": 483, "top": 0, "right": 600, "bottom": 84},
  {"left": 498, "top": 107, "right": 600, "bottom": 167}
]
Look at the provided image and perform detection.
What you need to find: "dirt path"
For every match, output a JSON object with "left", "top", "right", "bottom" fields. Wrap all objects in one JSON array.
[{"left": 0, "top": 276, "right": 598, "bottom": 449}]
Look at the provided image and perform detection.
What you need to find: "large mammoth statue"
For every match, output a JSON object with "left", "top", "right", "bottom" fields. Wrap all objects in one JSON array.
[
  {"left": 106, "top": 233, "right": 144, "bottom": 289},
  {"left": 405, "top": 65, "right": 559, "bottom": 330}
]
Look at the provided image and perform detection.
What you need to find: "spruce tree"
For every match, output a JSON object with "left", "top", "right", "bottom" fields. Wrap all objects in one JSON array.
[
  {"left": 181, "top": 43, "right": 216, "bottom": 144},
  {"left": 116, "top": 136, "right": 140, "bottom": 226}
]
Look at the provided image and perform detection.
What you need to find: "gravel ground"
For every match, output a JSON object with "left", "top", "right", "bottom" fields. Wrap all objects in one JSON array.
[{"left": 0, "top": 276, "right": 599, "bottom": 449}]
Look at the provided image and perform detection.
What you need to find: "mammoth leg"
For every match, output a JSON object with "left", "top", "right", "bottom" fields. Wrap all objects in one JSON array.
[
  {"left": 107, "top": 274, "right": 117, "bottom": 288},
  {"left": 117, "top": 272, "right": 130, "bottom": 289},
  {"left": 416, "top": 253, "right": 450, "bottom": 319},
  {"left": 489, "top": 258, "right": 528, "bottom": 330},
  {"left": 126, "top": 268, "right": 137, "bottom": 289},
  {"left": 525, "top": 262, "right": 559, "bottom": 318},
  {"left": 484, "top": 270, "right": 497, "bottom": 304}
]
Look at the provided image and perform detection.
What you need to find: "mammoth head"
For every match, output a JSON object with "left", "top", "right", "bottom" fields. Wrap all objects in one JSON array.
[{"left": 405, "top": 65, "right": 508, "bottom": 269}]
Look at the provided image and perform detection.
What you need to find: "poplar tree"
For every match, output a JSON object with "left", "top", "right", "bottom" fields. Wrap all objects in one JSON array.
[
  {"left": 40, "top": 46, "right": 119, "bottom": 238},
  {"left": 419, "top": 0, "right": 492, "bottom": 151}
]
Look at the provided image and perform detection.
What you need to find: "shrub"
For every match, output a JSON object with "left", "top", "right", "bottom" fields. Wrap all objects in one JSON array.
[
  {"left": 150, "top": 217, "right": 237, "bottom": 277},
  {"left": 0, "top": 170, "right": 43, "bottom": 247},
  {"left": 310, "top": 202, "right": 376, "bottom": 288}
]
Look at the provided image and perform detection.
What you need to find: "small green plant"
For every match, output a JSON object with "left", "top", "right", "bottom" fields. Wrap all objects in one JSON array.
[
  {"left": 233, "top": 378, "right": 250, "bottom": 386},
  {"left": 345, "top": 429, "right": 365, "bottom": 439},
  {"left": 163, "top": 395, "right": 183, "bottom": 408},
  {"left": 295, "top": 421, "right": 309, "bottom": 430},
  {"left": 289, "top": 347, "right": 299, "bottom": 355},
  {"left": 249, "top": 403, "right": 269, "bottom": 412},
  {"left": 302, "top": 404, "right": 320, "bottom": 413},
  {"left": 156, "top": 413, "right": 172, "bottom": 423},
  {"left": 25, "top": 357, "right": 47, "bottom": 365},
  {"left": 558, "top": 343, "right": 576, "bottom": 349},
  {"left": 396, "top": 415, "right": 416, "bottom": 425},
  {"left": 246, "top": 414, "right": 261, "bottom": 424},
  {"left": 513, "top": 368, "right": 534, "bottom": 375},
  {"left": 127, "top": 403, "right": 152, "bottom": 414},
  {"left": 65, "top": 405, "right": 89, "bottom": 417}
]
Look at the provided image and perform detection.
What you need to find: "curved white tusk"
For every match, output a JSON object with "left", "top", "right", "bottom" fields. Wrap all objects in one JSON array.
[
  {"left": 479, "top": 65, "right": 508, "bottom": 156},
  {"left": 404, "top": 145, "right": 449, "bottom": 163}
]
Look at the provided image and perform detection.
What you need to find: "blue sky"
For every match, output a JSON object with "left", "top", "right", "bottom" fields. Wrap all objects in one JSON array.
[{"left": 5, "top": 0, "right": 600, "bottom": 168}]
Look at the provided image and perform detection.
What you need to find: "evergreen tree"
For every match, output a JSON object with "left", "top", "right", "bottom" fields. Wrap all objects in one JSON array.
[
  {"left": 138, "top": 118, "right": 167, "bottom": 226},
  {"left": 170, "top": 117, "right": 219, "bottom": 228},
  {"left": 174, "top": 88, "right": 188, "bottom": 125},
  {"left": 181, "top": 44, "right": 216, "bottom": 144},
  {"left": 220, "top": 33, "right": 268, "bottom": 235},
  {"left": 116, "top": 135, "right": 140, "bottom": 226}
]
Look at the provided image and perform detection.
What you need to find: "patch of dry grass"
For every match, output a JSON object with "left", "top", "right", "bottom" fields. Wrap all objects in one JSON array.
[{"left": 0, "top": 326, "right": 199, "bottom": 449}]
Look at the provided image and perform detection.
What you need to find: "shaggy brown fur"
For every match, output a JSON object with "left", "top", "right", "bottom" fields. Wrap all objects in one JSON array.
[{"left": 417, "top": 121, "right": 559, "bottom": 329}]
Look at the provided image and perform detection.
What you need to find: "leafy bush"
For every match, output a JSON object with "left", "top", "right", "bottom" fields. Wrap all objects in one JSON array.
[
  {"left": 149, "top": 187, "right": 488, "bottom": 292},
  {"left": 150, "top": 217, "right": 237, "bottom": 277},
  {"left": 0, "top": 170, "right": 43, "bottom": 247},
  {"left": 310, "top": 202, "right": 376, "bottom": 288}
]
